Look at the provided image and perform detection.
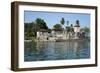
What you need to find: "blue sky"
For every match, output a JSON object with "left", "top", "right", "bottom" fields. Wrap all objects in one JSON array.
[{"left": 24, "top": 11, "right": 90, "bottom": 28}]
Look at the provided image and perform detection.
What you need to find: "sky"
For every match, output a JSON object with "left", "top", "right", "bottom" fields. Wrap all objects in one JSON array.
[{"left": 24, "top": 11, "right": 90, "bottom": 29}]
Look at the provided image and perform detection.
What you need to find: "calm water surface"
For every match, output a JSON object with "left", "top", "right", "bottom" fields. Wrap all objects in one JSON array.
[{"left": 24, "top": 40, "right": 90, "bottom": 61}]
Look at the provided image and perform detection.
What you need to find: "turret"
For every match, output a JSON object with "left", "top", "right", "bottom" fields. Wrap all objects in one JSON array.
[
  {"left": 74, "top": 20, "right": 80, "bottom": 33},
  {"left": 74, "top": 20, "right": 80, "bottom": 39}
]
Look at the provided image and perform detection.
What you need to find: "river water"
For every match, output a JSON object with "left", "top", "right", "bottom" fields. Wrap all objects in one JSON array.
[{"left": 24, "top": 40, "right": 90, "bottom": 61}]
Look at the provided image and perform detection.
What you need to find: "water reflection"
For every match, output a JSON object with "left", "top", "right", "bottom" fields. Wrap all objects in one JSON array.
[{"left": 24, "top": 40, "right": 90, "bottom": 61}]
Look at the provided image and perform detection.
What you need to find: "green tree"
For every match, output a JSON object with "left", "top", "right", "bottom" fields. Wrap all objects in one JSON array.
[
  {"left": 84, "top": 27, "right": 90, "bottom": 33},
  {"left": 66, "top": 24, "right": 74, "bottom": 39},
  {"left": 53, "top": 24, "right": 62, "bottom": 30},
  {"left": 24, "top": 23, "right": 33, "bottom": 32},
  {"left": 60, "top": 18, "right": 65, "bottom": 26},
  {"left": 48, "top": 29, "right": 52, "bottom": 33},
  {"left": 80, "top": 27, "right": 90, "bottom": 38},
  {"left": 33, "top": 18, "right": 49, "bottom": 36},
  {"left": 66, "top": 21, "right": 70, "bottom": 33},
  {"left": 35, "top": 18, "right": 48, "bottom": 30},
  {"left": 80, "top": 27, "right": 90, "bottom": 33},
  {"left": 24, "top": 23, "right": 35, "bottom": 39},
  {"left": 70, "top": 24, "right": 74, "bottom": 32}
]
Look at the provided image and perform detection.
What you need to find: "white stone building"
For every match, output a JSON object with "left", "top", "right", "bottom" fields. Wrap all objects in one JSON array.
[{"left": 36, "top": 20, "right": 84, "bottom": 41}]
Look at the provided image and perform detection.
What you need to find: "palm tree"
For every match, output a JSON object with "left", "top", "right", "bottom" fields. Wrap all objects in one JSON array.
[
  {"left": 67, "top": 21, "right": 69, "bottom": 26},
  {"left": 70, "top": 24, "right": 74, "bottom": 32},
  {"left": 65, "top": 21, "right": 70, "bottom": 39},
  {"left": 66, "top": 21, "right": 74, "bottom": 39},
  {"left": 60, "top": 18, "right": 65, "bottom": 28},
  {"left": 66, "top": 21, "right": 70, "bottom": 33}
]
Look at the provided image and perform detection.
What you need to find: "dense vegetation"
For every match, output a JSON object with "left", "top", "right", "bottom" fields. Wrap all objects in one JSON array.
[{"left": 24, "top": 17, "right": 90, "bottom": 40}]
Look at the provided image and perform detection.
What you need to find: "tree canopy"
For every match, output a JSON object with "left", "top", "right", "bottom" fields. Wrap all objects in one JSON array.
[
  {"left": 80, "top": 27, "right": 90, "bottom": 33},
  {"left": 24, "top": 18, "right": 49, "bottom": 38},
  {"left": 35, "top": 18, "right": 48, "bottom": 30},
  {"left": 53, "top": 24, "right": 62, "bottom": 30}
]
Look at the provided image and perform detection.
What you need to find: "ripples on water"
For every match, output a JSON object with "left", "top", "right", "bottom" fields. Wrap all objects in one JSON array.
[{"left": 24, "top": 40, "right": 90, "bottom": 61}]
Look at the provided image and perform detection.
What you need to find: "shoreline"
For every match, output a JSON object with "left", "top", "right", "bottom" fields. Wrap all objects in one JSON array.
[
  {"left": 24, "top": 38, "right": 90, "bottom": 42},
  {"left": 24, "top": 40, "right": 32, "bottom": 42}
]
